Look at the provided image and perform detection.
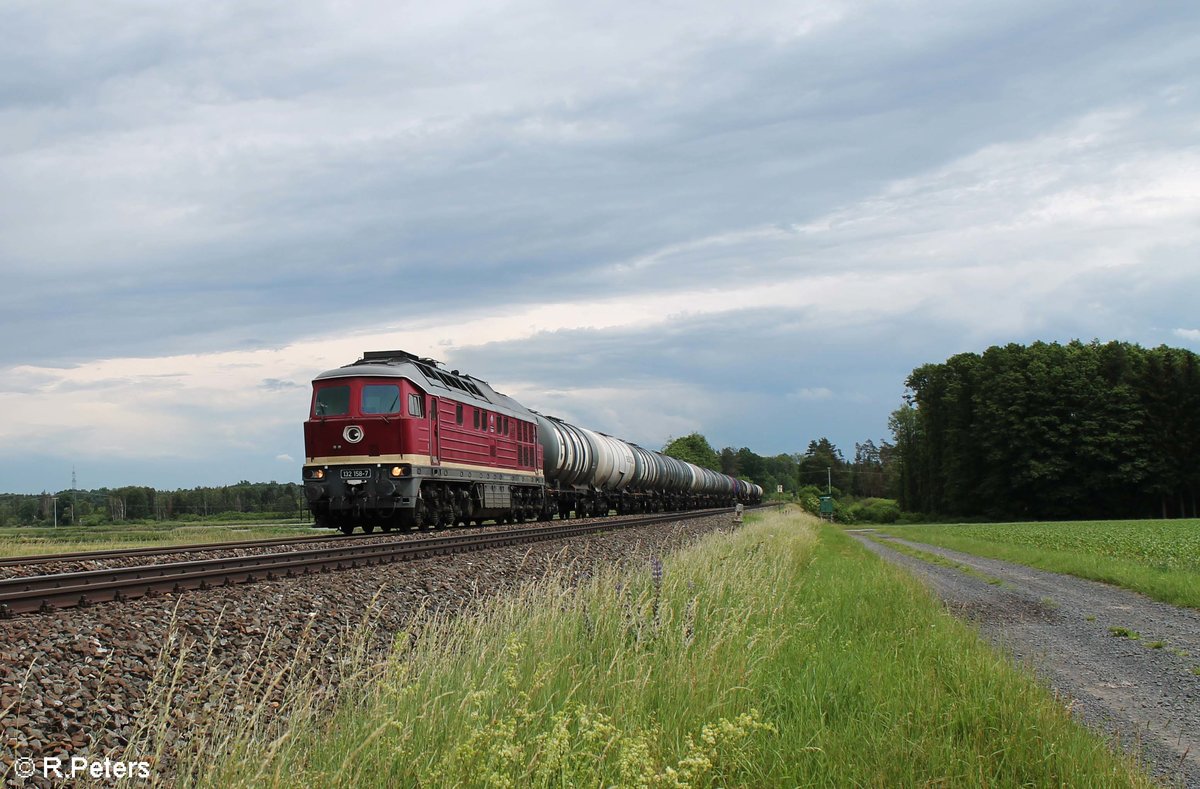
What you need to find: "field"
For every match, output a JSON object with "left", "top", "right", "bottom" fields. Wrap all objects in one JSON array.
[
  {"left": 0, "top": 519, "right": 316, "bottom": 559},
  {"left": 882, "top": 519, "right": 1200, "bottom": 608},
  {"left": 174, "top": 507, "right": 1148, "bottom": 787}
]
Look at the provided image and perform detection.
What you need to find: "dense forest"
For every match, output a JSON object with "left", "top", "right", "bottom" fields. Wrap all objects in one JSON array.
[{"left": 890, "top": 341, "right": 1200, "bottom": 520}]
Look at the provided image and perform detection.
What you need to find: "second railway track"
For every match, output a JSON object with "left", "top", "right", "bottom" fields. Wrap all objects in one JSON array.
[{"left": 0, "top": 507, "right": 748, "bottom": 618}]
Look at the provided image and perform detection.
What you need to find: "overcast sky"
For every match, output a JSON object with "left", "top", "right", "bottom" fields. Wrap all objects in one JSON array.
[{"left": 2, "top": 0, "right": 1198, "bottom": 494}]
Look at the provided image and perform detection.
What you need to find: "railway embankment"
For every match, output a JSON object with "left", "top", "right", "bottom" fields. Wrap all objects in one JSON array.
[{"left": 1, "top": 512, "right": 736, "bottom": 785}]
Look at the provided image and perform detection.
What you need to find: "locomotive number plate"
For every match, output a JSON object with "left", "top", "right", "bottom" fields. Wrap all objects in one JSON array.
[{"left": 340, "top": 469, "right": 372, "bottom": 479}]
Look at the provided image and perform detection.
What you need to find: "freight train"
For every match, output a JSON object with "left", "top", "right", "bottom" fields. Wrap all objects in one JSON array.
[{"left": 302, "top": 350, "right": 763, "bottom": 533}]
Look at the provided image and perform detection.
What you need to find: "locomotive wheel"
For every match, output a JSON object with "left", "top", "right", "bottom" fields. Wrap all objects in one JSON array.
[
  {"left": 414, "top": 498, "right": 431, "bottom": 531},
  {"left": 362, "top": 524, "right": 376, "bottom": 535}
]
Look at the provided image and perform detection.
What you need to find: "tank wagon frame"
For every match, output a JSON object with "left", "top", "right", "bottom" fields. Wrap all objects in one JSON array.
[{"left": 302, "top": 350, "right": 762, "bottom": 534}]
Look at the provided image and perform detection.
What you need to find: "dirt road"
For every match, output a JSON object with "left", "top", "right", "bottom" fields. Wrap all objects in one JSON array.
[{"left": 852, "top": 531, "right": 1200, "bottom": 788}]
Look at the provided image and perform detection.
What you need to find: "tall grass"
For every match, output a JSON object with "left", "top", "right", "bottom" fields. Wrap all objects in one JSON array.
[
  {"left": 883, "top": 520, "right": 1200, "bottom": 608},
  {"left": 173, "top": 508, "right": 1149, "bottom": 787}
]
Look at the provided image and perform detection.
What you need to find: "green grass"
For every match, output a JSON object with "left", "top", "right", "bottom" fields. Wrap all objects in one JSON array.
[
  {"left": 177, "top": 507, "right": 1149, "bottom": 788},
  {"left": 882, "top": 519, "right": 1200, "bottom": 608},
  {"left": 865, "top": 534, "right": 1006, "bottom": 586},
  {"left": 0, "top": 519, "right": 316, "bottom": 559}
]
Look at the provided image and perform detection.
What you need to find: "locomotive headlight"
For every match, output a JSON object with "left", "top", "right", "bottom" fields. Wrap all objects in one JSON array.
[
  {"left": 390, "top": 466, "right": 404, "bottom": 477},
  {"left": 311, "top": 468, "right": 325, "bottom": 480}
]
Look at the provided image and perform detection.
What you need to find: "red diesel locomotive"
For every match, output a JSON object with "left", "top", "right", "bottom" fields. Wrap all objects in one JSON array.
[{"left": 302, "top": 350, "right": 762, "bottom": 533}]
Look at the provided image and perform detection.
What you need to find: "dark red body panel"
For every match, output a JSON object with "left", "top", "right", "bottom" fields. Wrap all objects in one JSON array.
[{"left": 304, "top": 376, "right": 543, "bottom": 472}]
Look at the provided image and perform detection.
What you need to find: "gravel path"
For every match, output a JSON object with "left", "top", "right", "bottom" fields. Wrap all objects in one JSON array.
[
  {"left": 1, "top": 513, "right": 737, "bottom": 786},
  {"left": 851, "top": 531, "right": 1200, "bottom": 788}
]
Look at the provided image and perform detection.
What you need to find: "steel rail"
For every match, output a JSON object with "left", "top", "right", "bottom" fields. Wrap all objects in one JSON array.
[{"left": 0, "top": 507, "right": 744, "bottom": 618}]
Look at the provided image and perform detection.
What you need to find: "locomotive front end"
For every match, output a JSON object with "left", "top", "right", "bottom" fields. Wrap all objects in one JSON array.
[{"left": 303, "top": 373, "right": 423, "bottom": 533}]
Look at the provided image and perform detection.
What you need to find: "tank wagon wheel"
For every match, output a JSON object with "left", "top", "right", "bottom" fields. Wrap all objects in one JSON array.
[{"left": 339, "top": 522, "right": 354, "bottom": 536}]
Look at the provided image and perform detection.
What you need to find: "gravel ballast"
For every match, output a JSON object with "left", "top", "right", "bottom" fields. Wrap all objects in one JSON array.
[
  {"left": 853, "top": 531, "right": 1200, "bottom": 788},
  {"left": 0, "top": 513, "right": 738, "bottom": 785}
]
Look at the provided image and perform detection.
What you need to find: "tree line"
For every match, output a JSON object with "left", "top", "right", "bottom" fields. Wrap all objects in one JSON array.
[
  {"left": 889, "top": 340, "right": 1200, "bottom": 520},
  {"left": 0, "top": 481, "right": 305, "bottom": 527},
  {"left": 662, "top": 433, "right": 901, "bottom": 522}
]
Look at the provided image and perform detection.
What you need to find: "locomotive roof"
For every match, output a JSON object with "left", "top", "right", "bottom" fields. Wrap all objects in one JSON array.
[{"left": 313, "top": 350, "right": 534, "bottom": 420}]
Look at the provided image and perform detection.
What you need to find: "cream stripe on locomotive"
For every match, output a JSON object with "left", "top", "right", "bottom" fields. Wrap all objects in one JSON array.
[{"left": 306, "top": 454, "right": 544, "bottom": 479}]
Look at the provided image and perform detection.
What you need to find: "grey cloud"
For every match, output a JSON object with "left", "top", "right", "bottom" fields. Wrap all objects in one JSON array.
[{"left": 4, "top": 1, "right": 1198, "bottom": 370}]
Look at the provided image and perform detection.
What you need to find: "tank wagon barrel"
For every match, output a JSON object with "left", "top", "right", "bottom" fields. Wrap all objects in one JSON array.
[{"left": 302, "top": 350, "right": 764, "bottom": 533}]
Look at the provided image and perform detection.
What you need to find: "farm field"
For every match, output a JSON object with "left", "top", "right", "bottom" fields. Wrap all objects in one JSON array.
[
  {"left": 186, "top": 507, "right": 1149, "bottom": 787},
  {"left": 0, "top": 519, "right": 315, "bottom": 559},
  {"left": 882, "top": 519, "right": 1200, "bottom": 608}
]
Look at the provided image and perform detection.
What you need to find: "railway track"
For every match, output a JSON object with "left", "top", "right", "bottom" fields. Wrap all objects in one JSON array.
[
  {"left": 0, "top": 531, "right": 347, "bottom": 569},
  {"left": 0, "top": 507, "right": 745, "bottom": 618}
]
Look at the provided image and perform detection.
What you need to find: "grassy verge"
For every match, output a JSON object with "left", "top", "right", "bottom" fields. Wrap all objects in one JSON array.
[
  {"left": 865, "top": 534, "right": 1007, "bottom": 586},
  {"left": 881, "top": 521, "right": 1200, "bottom": 609},
  {"left": 0, "top": 520, "right": 316, "bottom": 559},
  {"left": 183, "top": 507, "right": 1149, "bottom": 787}
]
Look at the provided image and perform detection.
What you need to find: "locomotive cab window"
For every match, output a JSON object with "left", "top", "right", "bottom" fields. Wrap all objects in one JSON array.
[
  {"left": 314, "top": 386, "right": 351, "bottom": 416},
  {"left": 456, "top": 403, "right": 463, "bottom": 425},
  {"left": 408, "top": 393, "right": 425, "bottom": 418},
  {"left": 361, "top": 384, "right": 401, "bottom": 414}
]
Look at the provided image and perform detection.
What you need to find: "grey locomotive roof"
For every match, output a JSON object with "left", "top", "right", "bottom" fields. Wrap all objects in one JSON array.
[{"left": 314, "top": 351, "right": 536, "bottom": 421}]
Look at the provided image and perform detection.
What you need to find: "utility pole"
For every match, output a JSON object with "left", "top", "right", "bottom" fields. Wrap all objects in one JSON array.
[
  {"left": 52, "top": 496, "right": 58, "bottom": 529},
  {"left": 71, "top": 466, "right": 77, "bottom": 525},
  {"left": 827, "top": 467, "right": 832, "bottom": 495}
]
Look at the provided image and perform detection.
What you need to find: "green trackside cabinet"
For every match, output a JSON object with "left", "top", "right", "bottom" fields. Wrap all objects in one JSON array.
[{"left": 819, "top": 496, "right": 834, "bottom": 518}]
